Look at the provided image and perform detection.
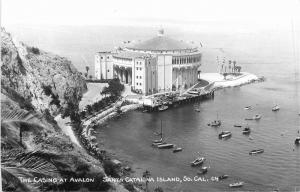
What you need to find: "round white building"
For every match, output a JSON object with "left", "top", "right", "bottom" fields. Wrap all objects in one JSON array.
[{"left": 95, "top": 29, "right": 202, "bottom": 95}]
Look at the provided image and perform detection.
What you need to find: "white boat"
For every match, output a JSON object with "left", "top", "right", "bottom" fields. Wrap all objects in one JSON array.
[
  {"left": 249, "top": 149, "right": 264, "bottom": 155},
  {"left": 157, "top": 143, "right": 174, "bottom": 149},
  {"left": 242, "top": 126, "right": 251, "bottom": 134},
  {"left": 229, "top": 181, "right": 244, "bottom": 188},
  {"left": 173, "top": 147, "right": 183, "bottom": 153},
  {"left": 253, "top": 114, "right": 262, "bottom": 120},
  {"left": 158, "top": 105, "right": 168, "bottom": 111},
  {"left": 295, "top": 137, "right": 300, "bottom": 145},
  {"left": 246, "top": 114, "right": 262, "bottom": 120},
  {"left": 197, "top": 166, "right": 208, "bottom": 175},
  {"left": 219, "top": 131, "right": 232, "bottom": 139},
  {"left": 191, "top": 157, "right": 205, "bottom": 167},
  {"left": 272, "top": 105, "right": 280, "bottom": 111},
  {"left": 244, "top": 106, "right": 252, "bottom": 110},
  {"left": 153, "top": 120, "right": 163, "bottom": 143},
  {"left": 195, "top": 108, "right": 201, "bottom": 112},
  {"left": 208, "top": 120, "right": 221, "bottom": 127}
]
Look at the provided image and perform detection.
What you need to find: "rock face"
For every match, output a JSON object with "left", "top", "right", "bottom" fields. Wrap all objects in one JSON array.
[{"left": 1, "top": 27, "right": 87, "bottom": 114}]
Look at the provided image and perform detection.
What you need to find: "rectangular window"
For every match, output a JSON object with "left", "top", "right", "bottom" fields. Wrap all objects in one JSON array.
[{"left": 136, "top": 76, "right": 138, "bottom": 79}]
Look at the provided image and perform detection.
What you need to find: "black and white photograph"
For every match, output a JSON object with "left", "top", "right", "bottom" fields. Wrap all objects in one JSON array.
[{"left": 1, "top": 0, "right": 300, "bottom": 191}]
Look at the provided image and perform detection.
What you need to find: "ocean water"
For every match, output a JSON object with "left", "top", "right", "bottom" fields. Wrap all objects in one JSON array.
[{"left": 6, "top": 25, "right": 300, "bottom": 191}]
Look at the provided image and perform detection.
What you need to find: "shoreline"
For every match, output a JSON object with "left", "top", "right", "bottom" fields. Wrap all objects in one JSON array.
[{"left": 67, "top": 72, "right": 264, "bottom": 191}]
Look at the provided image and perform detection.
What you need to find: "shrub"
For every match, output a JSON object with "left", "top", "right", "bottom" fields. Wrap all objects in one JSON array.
[{"left": 27, "top": 46, "right": 40, "bottom": 54}]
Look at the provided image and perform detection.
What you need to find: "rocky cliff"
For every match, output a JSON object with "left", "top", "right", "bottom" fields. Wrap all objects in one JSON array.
[
  {"left": 1, "top": 27, "right": 87, "bottom": 114},
  {"left": 1, "top": 28, "right": 131, "bottom": 192}
]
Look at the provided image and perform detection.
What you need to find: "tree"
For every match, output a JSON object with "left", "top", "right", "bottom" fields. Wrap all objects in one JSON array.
[
  {"left": 233, "top": 61, "right": 237, "bottom": 74},
  {"left": 101, "top": 86, "right": 109, "bottom": 97},
  {"left": 106, "top": 78, "right": 124, "bottom": 97},
  {"left": 89, "top": 75, "right": 93, "bottom": 79},
  {"left": 86, "top": 66, "right": 90, "bottom": 77}
]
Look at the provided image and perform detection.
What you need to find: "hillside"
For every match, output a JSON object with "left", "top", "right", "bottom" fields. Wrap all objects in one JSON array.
[
  {"left": 1, "top": 28, "right": 130, "bottom": 192},
  {"left": 1, "top": 27, "right": 87, "bottom": 115}
]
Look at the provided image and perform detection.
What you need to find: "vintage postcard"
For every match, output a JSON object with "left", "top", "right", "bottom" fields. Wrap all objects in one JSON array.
[{"left": 1, "top": 0, "right": 299, "bottom": 191}]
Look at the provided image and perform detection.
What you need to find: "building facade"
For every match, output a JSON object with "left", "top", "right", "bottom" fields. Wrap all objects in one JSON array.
[{"left": 95, "top": 29, "right": 202, "bottom": 95}]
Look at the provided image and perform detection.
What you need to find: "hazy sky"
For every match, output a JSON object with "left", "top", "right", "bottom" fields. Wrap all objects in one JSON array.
[{"left": 2, "top": 0, "right": 300, "bottom": 32}]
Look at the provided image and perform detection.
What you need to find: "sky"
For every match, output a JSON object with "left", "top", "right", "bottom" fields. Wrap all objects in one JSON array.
[{"left": 2, "top": 0, "right": 300, "bottom": 32}]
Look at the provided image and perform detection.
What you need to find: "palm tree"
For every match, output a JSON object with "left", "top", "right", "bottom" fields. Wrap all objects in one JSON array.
[
  {"left": 233, "top": 61, "right": 237, "bottom": 74},
  {"left": 228, "top": 60, "right": 232, "bottom": 73},
  {"left": 85, "top": 66, "right": 90, "bottom": 77},
  {"left": 1, "top": 109, "right": 63, "bottom": 192}
]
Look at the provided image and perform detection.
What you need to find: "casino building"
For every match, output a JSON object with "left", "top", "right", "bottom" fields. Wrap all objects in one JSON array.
[{"left": 94, "top": 29, "right": 202, "bottom": 95}]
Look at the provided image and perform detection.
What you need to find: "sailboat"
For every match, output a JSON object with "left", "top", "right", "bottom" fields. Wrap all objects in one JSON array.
[
  {"left": 153, "top": 120, "right": 164, "bottom": 144},
  {"left": 152, "top": 121, "right": 174, "bottom": 149},
  {"left": 208, "top": 113, "right": 221, "bottom": 127}
]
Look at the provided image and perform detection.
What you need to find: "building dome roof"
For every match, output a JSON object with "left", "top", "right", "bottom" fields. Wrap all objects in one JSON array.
[{"left": 126, "top": 30, "right": 195, "bottom": 51}]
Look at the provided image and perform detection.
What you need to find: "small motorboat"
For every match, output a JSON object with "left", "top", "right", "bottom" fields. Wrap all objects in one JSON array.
[
  {"left": 191, "top": 157, "right": 205, "bottom": 167},
  {"left": 229, "top": 181, "right": 244, "bottom": 188},
  {"left": 245, "top": 114, "right": 262, "bottom": 120},
  {"left": 158, "top": 105, "right": 168, "bottom": 111},
  {"left": 152, "top": 142, "right": 166, "bottom": 147},
  {"left": 218, "top": 174, "right": 229, "bottom": 180},
  {"left": 234, "top": 124, "right": 242, "bottom": 128},
  {"left": 157, "top": 143, "right": 174, "bottom": 149},
  {"left": 173, "top": 147, "right": 183, "bottom": 153},
  {"left": 242, "top": 126, "right": 251, "bottom": 134},
  {"left": 249, "top": 149, "right": 264, "bottom": 155},
  {"left": 197, "top": 166, "right": 208, "bottom": 175},
  {"left": 208, "top": 120, "right": 221, "bottom": 127},
  {"left": 244, "top": 106, "right": 252, "bottom": 110},
  {"left": 153, "top": 138, "right": 163, "bottom": 143},
  {"left": 295, "top": 137, "right": 300, "bottom": 145},
  {"left": 253, "top": 114, "right": 262, "bottom": 120},
  {"left": 195, "top": 108, "right": 201, "bottom": 112},
  {"left": 142, "top": 109, "right": 148, "bottom": 113},
  {"left": 272, "top": 105, "right": 280, "bottom": 111},
  {"left": 219, "top": 131, "right": 232, "bottom": 139}
]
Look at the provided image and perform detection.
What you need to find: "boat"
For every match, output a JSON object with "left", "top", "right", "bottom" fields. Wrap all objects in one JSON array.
[
  {"left": 153, "top": 121, "right": 163, "bottom": 142},
  {"left": 295, "top": 137, "right": 300, "bottom": 145},
  {"left": 157, "top": 143, "right": 174, "bottom": 149},
  {"left": 158, "top": 105, "right": 168, "bottom": 111},
  {"left": 153, "top": 138, "right": 163, "bottom": 143},
  {"left": 208, "top": 120, "right": 221, "bottom": 127},
  {"left": 234, "top": 124, "right": 242, "bottom": 128},
  {"left": 152, "top": 142, "right": 166, "bottom": 147},
  {"left": 242, "top": 126, "right": 251, "bottom": 134},
  {"left": 218, "top": 131, "right": 232, "bottom": 139},
  {"left": 194, "top": 108, "right": 201, "bottom": 112},
  {"left": 229, "top": 181, "right": 244, "bottom": 188},
  {"left": 272, "top": 105, "right": 280, "bottom": 111},
  {"left": 197, "top": 166, "right": 208, "bottom": 175},
  {"left": 218, "top": 175, "right": 229, "bottom": 180},
  {"left": 249, "top": 149, "right": 264, "bottom": 155},
  {"left": 208, "top": 113, "right": 221, "bottom": 127},
  {"left": 142, "top": 109, "right": 148, "bottom": 113},
  {"left": 173, "top": 147, "right": 183, "bottom": 153},
  {"left": 244, "top": 106, "right": 252, "bottom": 110},
  {"left": 191, "top": 157, "right": 205, "bottom": 167},
  {"left": 253, "top": 114, "right": 262, "bottom": 120},
  {"left": 245, "top": 114, "right": 262, "bottom": 120}
]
